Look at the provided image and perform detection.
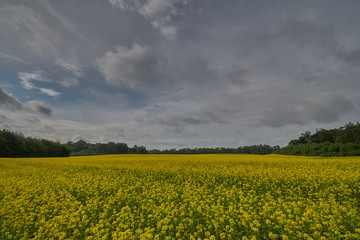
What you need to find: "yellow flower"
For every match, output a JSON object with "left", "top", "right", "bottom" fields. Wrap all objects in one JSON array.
[
  {"left": 282, "top": 235, "right": 289, "bottom": 240},
  {"left": 1, "top": 154, "right": 360, "bottom": 240}
]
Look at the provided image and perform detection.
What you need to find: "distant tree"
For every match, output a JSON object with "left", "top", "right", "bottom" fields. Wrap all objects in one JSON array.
[
  {"left": 133, "top": 145, "right": 147, "bottom": 154},
  {"left": 312, "top": 129, "right": 335, "bottom": 143},
  {"left": 147, "top": 144, "right": 278, "bottom": 155},
  {"left": 66, "top": 140, "right": 128, "bottom": 155},
  {"left": 115, "top": 143, "right": 129, "bottom": 154},
  {"left": 72, "top": 140, "right": 89, "bottom": 152},
  {"left": 64, "top": 138, "right": 279, "bottom": 155},
  {"left": 276, "top": 122, "right": 360, "bottom": 156},
  {"left": 0, "top": 129, "right": 70, "bottom": 157},
  {"left": 336, "top": 122, "right": 360, "bottom": 144}
]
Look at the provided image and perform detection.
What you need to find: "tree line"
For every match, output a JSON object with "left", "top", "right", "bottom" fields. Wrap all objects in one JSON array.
[
  {"left": 0, "top": 130, "right": 70, "bottom": 157},
  {"left": 3, "top": 122, "right": 358, "bottom": 157},
  {"left": 66, "top": 140, "right": 279, "bottom": 155},
  {"left": 64, "top": 140, "right": 147, "bottom": 155},
  {"left": 275, "top": 122, "right": 360, "bottom": 156},
  {"left": 1, "top": 130, "right": 279, "bottom": 157},
  {"left": 148, "top": 145, "right": 279, "bottom": 155}
]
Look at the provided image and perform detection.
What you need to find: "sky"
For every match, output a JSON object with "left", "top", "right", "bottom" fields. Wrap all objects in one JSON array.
[{"left": 0, "top": 0, "right": 360, "bottom": 149}]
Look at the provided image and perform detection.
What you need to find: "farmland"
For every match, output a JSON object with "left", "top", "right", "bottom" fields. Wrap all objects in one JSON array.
[{"left": 1, "top": 154, "right": 360, "bottom": 239}]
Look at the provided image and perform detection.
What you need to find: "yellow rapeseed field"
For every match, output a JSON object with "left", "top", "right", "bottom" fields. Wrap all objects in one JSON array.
[{"left": 1, "top": 154, "right": 360, "bottom": 239}]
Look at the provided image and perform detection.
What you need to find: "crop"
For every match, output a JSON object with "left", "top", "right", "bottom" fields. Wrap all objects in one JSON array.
[{"left": 1, "top": 154, "right": 360, "bottom": 239}]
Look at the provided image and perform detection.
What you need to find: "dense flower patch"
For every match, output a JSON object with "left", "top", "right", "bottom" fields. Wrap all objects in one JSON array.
[{"left": 0, "top": 154, "right": 359, "bottom": 239}]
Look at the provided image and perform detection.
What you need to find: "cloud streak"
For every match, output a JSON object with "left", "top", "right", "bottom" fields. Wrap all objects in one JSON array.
[{"left": 0, "top": 2, "right": 62, "bottom": 58}]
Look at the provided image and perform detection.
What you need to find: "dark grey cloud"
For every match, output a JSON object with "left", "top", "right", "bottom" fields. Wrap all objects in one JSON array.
[
  {"left": 1, "top": 0, "right": 360, "bottom": 148},
  {"left": 275, "top": 18, "right": 336, "bottom": 47},
  {"left": 226, "top": 16, "right": 355, "bottom": 86},
  {"left": 0, "top": 88, "right": 23, "bottom": 111},
  {"left": 25, "top": 100, "right": 53, "bottom": 116},
  {"left": 139, "top": 109, "right": 227, "bottom": 134},
  {"left": 151, "top": 115, "right": 209, "bottom": 133},
  {"left": 227, "top": 15, "right": 336, "bottom": 50},
  {"left": 260, "top": 93, "right": 354, "bottom": 128},
  {"left": 228, "top": 65, "right": 248, "bottom": 86},
  {"left": 0, "top": 114, "right": 12, "bottom": 129},
  {"left": 338, "top": 49, "right": 360, "bottom": 65},
  {"left": 0, "top": 88, "right": 53, "bottom": 116},
  {"left": 178, "top": 55, "right": 217, "bottom": 84},
  {"left": 0, "top": 0, "right": 157, "bottom": 93}
]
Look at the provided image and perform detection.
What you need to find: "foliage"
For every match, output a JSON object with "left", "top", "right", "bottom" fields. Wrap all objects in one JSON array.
[
  {"left": 276, "top": 122, "right": 360, "bottom": 156},
  {"left": 65, "top": 140, "right": 130, "bottom": 156},
  {"left": 1, "top": 154, "right": 360, "bottom": 239},
  {"left": 66, "top": 140, "right": 279, "bottom": 156},
  {"left": 149, "top": 145, "right": 280, "bottom": 155},
  {"left": 0, "top": 130, "right": 70, "bottom": 157}
]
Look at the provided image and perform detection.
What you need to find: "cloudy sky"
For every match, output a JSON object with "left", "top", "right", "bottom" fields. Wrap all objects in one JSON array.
[{"left": 1, "top": 0, "right": 359, "bottom": 149}]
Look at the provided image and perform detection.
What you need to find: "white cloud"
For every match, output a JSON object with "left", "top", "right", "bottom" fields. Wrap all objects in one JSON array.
[
  {"left": 107, "top": 0, "right": 190, "bottom": 41},
  {"left": 97, "top": 43, "right": 158, "bottom": 87},
  {"left": 39, "top": 88, "right": 61, "bottom": 98},
  {"left": 139, "top": 0, "right": 176, "bottom": 17},
  {"left": 55, "top": 59, "right": 82, "bottom": 77},
  {"left": 159, "top": 25, "right": 177, "bottom": 42},
  {"left": 17, "top": 71, "right": 62, "bottom": 98},
  {"left": 151, "top": 16, "right": 177, "bottom": 42},
  {"left": 107, "top": 0, "right": 142, "bottom": 10},
  {"left": 17, "top": 72, "right": 43, "bottom": 90},
  {"left": 108, "top": 0, "right": 177, "bottom": 16},
  {"left": 55, "top": 59, "right": 81, "bottom": 87}
]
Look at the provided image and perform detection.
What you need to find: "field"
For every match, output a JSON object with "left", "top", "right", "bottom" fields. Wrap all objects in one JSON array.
[{"left": 1, "top": 154, "right": 360, "bottom": 240}]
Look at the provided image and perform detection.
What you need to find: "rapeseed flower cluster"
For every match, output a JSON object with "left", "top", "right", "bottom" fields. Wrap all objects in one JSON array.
[{"left": 0, "top": 154, "right": 359, "bottom": 239}]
